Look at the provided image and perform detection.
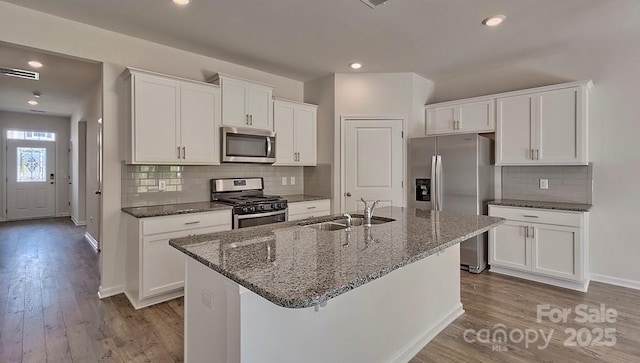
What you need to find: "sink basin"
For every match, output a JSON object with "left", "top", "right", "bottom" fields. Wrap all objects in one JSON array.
[{"left": 302, "top": 215, "right": 395, "bottom": 231}]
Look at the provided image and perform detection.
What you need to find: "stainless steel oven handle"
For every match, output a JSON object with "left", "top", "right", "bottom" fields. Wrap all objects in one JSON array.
[
  {"left": 266, "top": 137, "right": 272, "bottom": 158},
  {"left": 235, "top": 209, "right": 287, "bottom": 220}
]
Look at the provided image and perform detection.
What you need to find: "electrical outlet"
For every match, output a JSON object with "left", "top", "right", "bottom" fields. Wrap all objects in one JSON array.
[
  {"left": 159, "top": 180, "right": 166, "bottom": 191},
  {"left": 290, "top": 176, "right": 295, "bottom": 185},
  {"left": 201, "top": 289, "right": 213, "bottom": 310},
  {"left": 282, "top": 177, "right": 287, "bottom": 186},
  {"left": 539, "top": 179, "right": 549, "bottom": 190}
]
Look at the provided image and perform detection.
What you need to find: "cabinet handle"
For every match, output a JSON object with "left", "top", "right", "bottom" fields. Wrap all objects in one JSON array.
[
  {"left": 250, "top": 114, "right": 253, "bottom": 125},
  {"left": 523, "top": 215, "right": 539, "bottom": 218},
  {"left": 535, "top": 149, "right": 540, "bottom": 160},
  {"left": 177, "top": 146, "right": 181, "bottom": 159},
  {"left": 246, "top": 114, "right": 249, "bottom": 124},
  {"left": 530, "top": 227, "right": 535, "bottom": 238},
  {"left": 184, "top": 221, "right": 201, "bottom": 225},
  {"left": 530, "top": 149, "right": 534, "bottom": 160},
  {"left": 307, "top": 206, "right": 317, "bottom": 210},
  {"left": 297, "top": 152, "right": 300, "bottom": 161},
  {"left": 183, "top": 146, "right": 186, "bottom": 159}
]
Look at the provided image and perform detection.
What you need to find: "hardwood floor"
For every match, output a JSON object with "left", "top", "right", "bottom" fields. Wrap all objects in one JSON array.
[{"left": 1, "top": 218, "right": 639, "bottom": 362}]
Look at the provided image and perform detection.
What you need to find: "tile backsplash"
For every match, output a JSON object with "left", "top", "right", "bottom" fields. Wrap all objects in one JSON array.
[
  {"left": 501, "top": 165, "right": 593, "bottom": 204},
  {"left": 122, "top": 163, "right": 304, "bottom": 208}
]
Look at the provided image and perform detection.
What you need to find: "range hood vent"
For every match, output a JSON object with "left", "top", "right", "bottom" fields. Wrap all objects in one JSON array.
[
  {"left": 0, "top": 67, "right": 40, "bottom": 80},
  {"left": 360, "top": 0, "right": 389, "bottom": 9}
]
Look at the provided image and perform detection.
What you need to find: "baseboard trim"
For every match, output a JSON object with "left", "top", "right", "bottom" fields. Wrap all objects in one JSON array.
[
  {"left": 490, "top": 266, "right": 589, "bottom": 292},
  {"left": 84, "top": 232, "right": 99, "bottom": 251},
  {"left": 98, "top": 285, "right": 125, "bottom": 299},
  {"left": 590, "top": 273, "right": 640, "bottom": 291},
  {"left": 125, "top": 289, "right": 184, "bottom": 310},
  {"left": 389, "top": 303, "right": 464, "bottom": 363},
  {"left": 71, "top": 216, "right": 86, "bottom": 226}
]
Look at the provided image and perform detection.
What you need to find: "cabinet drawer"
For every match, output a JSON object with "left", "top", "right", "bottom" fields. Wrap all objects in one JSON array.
[
  {"left": 142, "top": 210, "right": 231, "bottom": 236},
  {"left": 288, "top": 200, "right": 330, "bottom": 217},
  {"left": 489, "top": 206, "right": 582, "bottom": 227}
]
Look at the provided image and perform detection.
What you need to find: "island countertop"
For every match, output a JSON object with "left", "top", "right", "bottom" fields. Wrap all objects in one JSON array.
[{"left": 169, "top": 206, "right": 504, "bottom": 308}]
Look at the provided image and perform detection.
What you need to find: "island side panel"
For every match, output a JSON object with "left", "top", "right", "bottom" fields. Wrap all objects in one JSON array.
[{"left": 185, "top": 258, "right": 241, "bottom": 363}]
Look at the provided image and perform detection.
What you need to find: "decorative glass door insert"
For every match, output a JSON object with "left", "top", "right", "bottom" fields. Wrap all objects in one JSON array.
[{"left": 17, "top": 147, "right": 47, "bottom": 182}]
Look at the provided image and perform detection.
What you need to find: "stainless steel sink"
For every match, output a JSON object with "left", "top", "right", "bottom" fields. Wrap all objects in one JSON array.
[{"left": 302, "top": 215, "right": 395, "bottom": 231}]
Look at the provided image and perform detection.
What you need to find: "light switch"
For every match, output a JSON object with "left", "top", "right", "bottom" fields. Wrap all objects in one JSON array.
[
  {"left": 539, "top": 179, "right": 549, "bottom": 190},
  {"left": 290, "top": 176, "right": 296, "bottom": 185},
  {"left": 159, "top": 180, "right": 166, "bottom": 191},
  {"left": 282, "top": 177, "right": 287, "bottom": 186},
  {"left": 201, "top": 289, "right": 213, "bottom": 310}
]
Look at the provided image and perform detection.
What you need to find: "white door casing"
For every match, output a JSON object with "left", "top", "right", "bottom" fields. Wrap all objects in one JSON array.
[
  {"left": 343, "top": 118, "right": 404, "bottom": 213},
  {"left": 6, "top": 139, "right": 56, "bottom": 220}
]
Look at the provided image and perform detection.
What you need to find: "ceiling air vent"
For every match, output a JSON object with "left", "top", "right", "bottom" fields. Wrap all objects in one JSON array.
[
  {"left": 0, "top": 67, "right": 40, "bottom": 80},
  {"left": 361, "top": 0, "right": 389, "bottom": 9}
]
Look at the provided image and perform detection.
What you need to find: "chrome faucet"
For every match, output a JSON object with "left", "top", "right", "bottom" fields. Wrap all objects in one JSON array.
[
  {"left": 343, "top": 213, "right": 353, "bottom": 231},
  {"left": 360, "top": 198, "right": 380, "bottom": 227}
]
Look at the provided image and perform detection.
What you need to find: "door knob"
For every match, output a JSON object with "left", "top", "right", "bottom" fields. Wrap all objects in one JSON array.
[{"left": 345, "top": 192, "right": 352, "bottom": 197}]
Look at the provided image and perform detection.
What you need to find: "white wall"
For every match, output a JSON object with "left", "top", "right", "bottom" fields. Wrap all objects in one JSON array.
[
  {"left": 433, "top": 32, "right": 640, "bottom": 286},
  {"left": 0, "top": 1, "right": 304, "bottom": 296},
  {"left": 0, "top": 111, "right": 71, "bottom": 220},
  {"left": 332, "top": 73, "right": 434, "bottom": 212}
]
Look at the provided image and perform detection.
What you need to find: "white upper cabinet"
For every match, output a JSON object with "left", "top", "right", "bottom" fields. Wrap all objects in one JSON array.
[
  {"left": 209, "top": 73, "right": 274, "bottom": 130},
  {"left": 496, "top": 82, "right": 591, "bottom": 165},
  {"left": 122, "top": 68, "right": 220, "bottom": 165},
  {"left": 425, "top": 99, "right": 494, "bottom": 135},
  {"left": 273, "top": 99, "right": 317, "bottom": 166}
]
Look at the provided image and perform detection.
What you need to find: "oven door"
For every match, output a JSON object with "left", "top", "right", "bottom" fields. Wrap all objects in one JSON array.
[
  {"left": 234, "top": 209, "right": 287, "bottom": 229},
  {"left": 222, "top": 127, "right": 276, "bottom": 163}
]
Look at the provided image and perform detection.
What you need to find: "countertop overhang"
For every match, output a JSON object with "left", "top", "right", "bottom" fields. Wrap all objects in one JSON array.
[{"left": 170, "top": 206, "right": 504, "bottom": 308}]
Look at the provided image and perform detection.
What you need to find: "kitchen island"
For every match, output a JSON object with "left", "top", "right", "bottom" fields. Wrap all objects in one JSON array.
[{"left": 170, "top": 206, "right": 504, "bottom": 363}]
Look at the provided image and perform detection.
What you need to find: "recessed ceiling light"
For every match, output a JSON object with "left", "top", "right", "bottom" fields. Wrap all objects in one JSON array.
[
  {"left": 28, "top": 61, "right": 43, "bottom": 68},
  {"left": 350, "top": 62, "right": 362, "bottom": 70},
  {"left": 28, "top": 100, "right": 38, "bottom": 106},
  {"left": 172, "top": 0, "right": 190, "bottom": 5},
  {"left": 482, "top": 15, "right": 505, "bottom": 27}
]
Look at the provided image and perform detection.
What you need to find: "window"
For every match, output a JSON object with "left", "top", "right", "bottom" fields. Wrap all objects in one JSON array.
[
  {"left": 17, "top": 147, "right": 47, "bottom": 182},
  {"left": 7, "top": 130, "right": 56, "bottom": 141}
]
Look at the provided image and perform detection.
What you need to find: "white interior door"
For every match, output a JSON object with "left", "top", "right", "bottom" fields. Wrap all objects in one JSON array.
[
  {"left": 344, "top": 119, "right": 403, "bottom": 213},
  {"left": 6, "top": 139, "right": 56, "bottom": 220}
]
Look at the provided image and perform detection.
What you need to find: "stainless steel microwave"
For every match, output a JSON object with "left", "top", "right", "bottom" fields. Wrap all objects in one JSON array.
[{"left": 221, "top": 126, "right": 276, "bottom": 163}]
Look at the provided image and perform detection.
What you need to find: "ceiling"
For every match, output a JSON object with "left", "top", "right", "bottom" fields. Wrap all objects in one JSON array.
[
  {"left": 0, "top": 42, "right": 101, "bottom": 116},
  {"left": 2, "top": 0, "right": 639, "bottom": 83}
]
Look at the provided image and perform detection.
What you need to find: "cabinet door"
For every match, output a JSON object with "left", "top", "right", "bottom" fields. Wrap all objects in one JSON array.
[
  {"left": 536, "top": 87, "right": 585, "bottom": 164},
  {"left": 141, "top": 230, "right": 188, "bottom": 298},
  {"left": 295, "top": 107, "right": 317, "bottom": 166},
  {"left": 180, "top": 83, "right": 218, "bottom": 164},
  {"left": 273, "top": 102, "right": 296, "bottom": 165},
  {"left": 221, "top": 78, "right": 249, "bottom": 127},
  {"left": 531, "top": 224, "right": 581, "bottom": 281},
  {"left": 458, "top": 100, "right": 494, "bottom": 133},
  {"left": 133, "top": 74, "right": 180, "bottom": 163},
  {"left": 489, "top": 220, "right": 530, "bottom": 271},
  {"left": 426, "top": 106, "right": 456, "bottom": 135},
  {"left": 496, "top": 94, "right": 535, "bottom": 165},
  {"left": 247, "top": 85, "right": 272, "bottom": 130}
]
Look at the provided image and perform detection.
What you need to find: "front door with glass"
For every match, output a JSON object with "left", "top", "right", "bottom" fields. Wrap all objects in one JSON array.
[{"left": 6, "top": 130, "right": 56, "bottom": 220}]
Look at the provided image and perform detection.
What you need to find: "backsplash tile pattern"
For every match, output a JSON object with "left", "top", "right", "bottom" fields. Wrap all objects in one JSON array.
[
  {"left": 122, "top": 163, "right": 304, "bottom": 208},
  {"left": 501, "top": 164, "right": 593, "bottom": 204}
]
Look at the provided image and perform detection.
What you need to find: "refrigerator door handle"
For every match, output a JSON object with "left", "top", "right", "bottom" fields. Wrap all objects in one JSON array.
[
  {"left": 431, "top": 155, "right": 438, "bottom": 210},
  {"left": 436, "top": 155, "right": 443, "bottom": 211}
]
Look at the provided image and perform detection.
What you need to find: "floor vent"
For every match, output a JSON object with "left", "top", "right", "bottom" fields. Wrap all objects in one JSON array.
[
  {"left": 360, "top": 0, "right": 389, "bottom": 9},
  {"left": 0, "top": 67, "right": 40, "bottom": 80}
]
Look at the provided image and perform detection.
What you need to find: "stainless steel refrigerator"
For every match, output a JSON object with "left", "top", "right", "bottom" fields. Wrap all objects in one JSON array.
[{"left": 408, "top": 134, "right": 494, "bottom": 273}]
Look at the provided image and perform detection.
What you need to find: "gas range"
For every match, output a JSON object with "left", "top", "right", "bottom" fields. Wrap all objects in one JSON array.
[{"left": 211, "top": 177, "right": 288, "bottom": 229}]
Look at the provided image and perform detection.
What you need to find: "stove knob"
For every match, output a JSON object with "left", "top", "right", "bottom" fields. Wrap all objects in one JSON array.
[
  {"left": 249, "top": 206, "right": 256, "bottom": 213},
  {"left": 242, "top": 207, "right": 249, "bottom": 213}
]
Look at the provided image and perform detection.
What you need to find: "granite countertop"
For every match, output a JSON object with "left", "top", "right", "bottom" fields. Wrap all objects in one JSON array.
[
  {"left": 170, "top": 206, "right": 504, "bottom": 309},
  {"left": 489, "top": 199, "right": 592, "bottom": 212},
  {"left": 282, "top": 194, "right": 330, "bottom": 203},
  {"left": 121, "top": 201, "right": 233, "bottom": 218}
]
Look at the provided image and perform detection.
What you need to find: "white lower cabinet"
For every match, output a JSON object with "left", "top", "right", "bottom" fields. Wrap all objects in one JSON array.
[
  {"left": 288, "top": 199, "right": 331, "bottom": 221},
  {"left": 489, "top": 205, "right": 589, "bottom": 291},
  {"left": 125, "top": 210, "right": 232, "bottom": 309}
]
